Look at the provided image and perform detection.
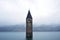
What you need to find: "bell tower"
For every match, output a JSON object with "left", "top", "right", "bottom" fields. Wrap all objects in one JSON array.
[{"left": 26, "top": 10, "right": 32, "bottom": 38}]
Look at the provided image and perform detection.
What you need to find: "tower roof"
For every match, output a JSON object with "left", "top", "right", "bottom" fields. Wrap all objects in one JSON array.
[{"left": 26, "top": 10, "right": 32, "bottom": 19}]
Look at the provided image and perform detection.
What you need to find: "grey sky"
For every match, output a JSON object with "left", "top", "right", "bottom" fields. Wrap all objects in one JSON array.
[{"left": 0, "top": 0, "right": 60, "bottom": 26}]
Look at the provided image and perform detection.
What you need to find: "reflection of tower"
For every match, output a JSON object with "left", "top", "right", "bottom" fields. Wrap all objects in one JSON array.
[{"left": 26, "top": 10, "right": 32, "bottom": 38}]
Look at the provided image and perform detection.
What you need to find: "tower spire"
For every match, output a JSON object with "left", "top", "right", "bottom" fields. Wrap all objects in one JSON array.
[{"left": 26, "top": 10, "right": 32, "bottom": 19}]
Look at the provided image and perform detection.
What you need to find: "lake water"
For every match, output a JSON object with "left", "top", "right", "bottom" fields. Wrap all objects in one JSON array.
[{"left": 0, "top": 32, "right": 60, "bottom": 40}]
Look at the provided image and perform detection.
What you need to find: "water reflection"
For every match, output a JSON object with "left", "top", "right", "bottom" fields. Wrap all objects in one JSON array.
[{"left": 26, "top": 38, "right": 32, "bottom": 40}]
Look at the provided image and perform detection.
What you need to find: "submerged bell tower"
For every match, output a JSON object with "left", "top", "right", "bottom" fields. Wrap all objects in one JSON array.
[{"left": 26, "top": 10, "right": 33, "bottom": 38}]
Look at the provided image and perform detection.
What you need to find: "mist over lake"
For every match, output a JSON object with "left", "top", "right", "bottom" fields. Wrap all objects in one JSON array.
[{"left": 0, "top": 25, "right": 60, "bottom": 32}]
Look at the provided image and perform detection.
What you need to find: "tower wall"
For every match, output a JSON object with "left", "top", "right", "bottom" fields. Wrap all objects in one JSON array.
[{"left": 26, "top": 18, "right": 32, "bottom": 38}]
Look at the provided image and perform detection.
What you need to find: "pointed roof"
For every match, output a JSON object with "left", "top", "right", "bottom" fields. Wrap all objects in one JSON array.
[{"left": 26, "top": 10, "right": 32, "bottom": 19}]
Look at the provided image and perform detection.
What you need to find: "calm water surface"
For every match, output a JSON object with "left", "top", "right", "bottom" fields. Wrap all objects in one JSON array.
[{"left": 0, "top": 32, "right": 60, "bottom": 40}]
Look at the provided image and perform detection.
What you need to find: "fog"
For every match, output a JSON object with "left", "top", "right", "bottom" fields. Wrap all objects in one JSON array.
[{"left": 0, "top": 0, "right": 60, "bottom": 26}]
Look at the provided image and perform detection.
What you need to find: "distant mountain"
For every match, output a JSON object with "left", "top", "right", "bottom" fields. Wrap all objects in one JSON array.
[
  {"left": 0, "top": 25, "right": 60, "bottom": 32},
  {"left": 0, "top": 25, "right": 26, "bottom": 32},
  {"left": 35, "top": 25, "right": 60, "bottom": 31}
]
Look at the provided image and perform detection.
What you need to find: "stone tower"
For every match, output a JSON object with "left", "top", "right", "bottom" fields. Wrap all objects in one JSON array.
[{"left": 26, "top": 10, "right": 32, "bottom": 38}]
